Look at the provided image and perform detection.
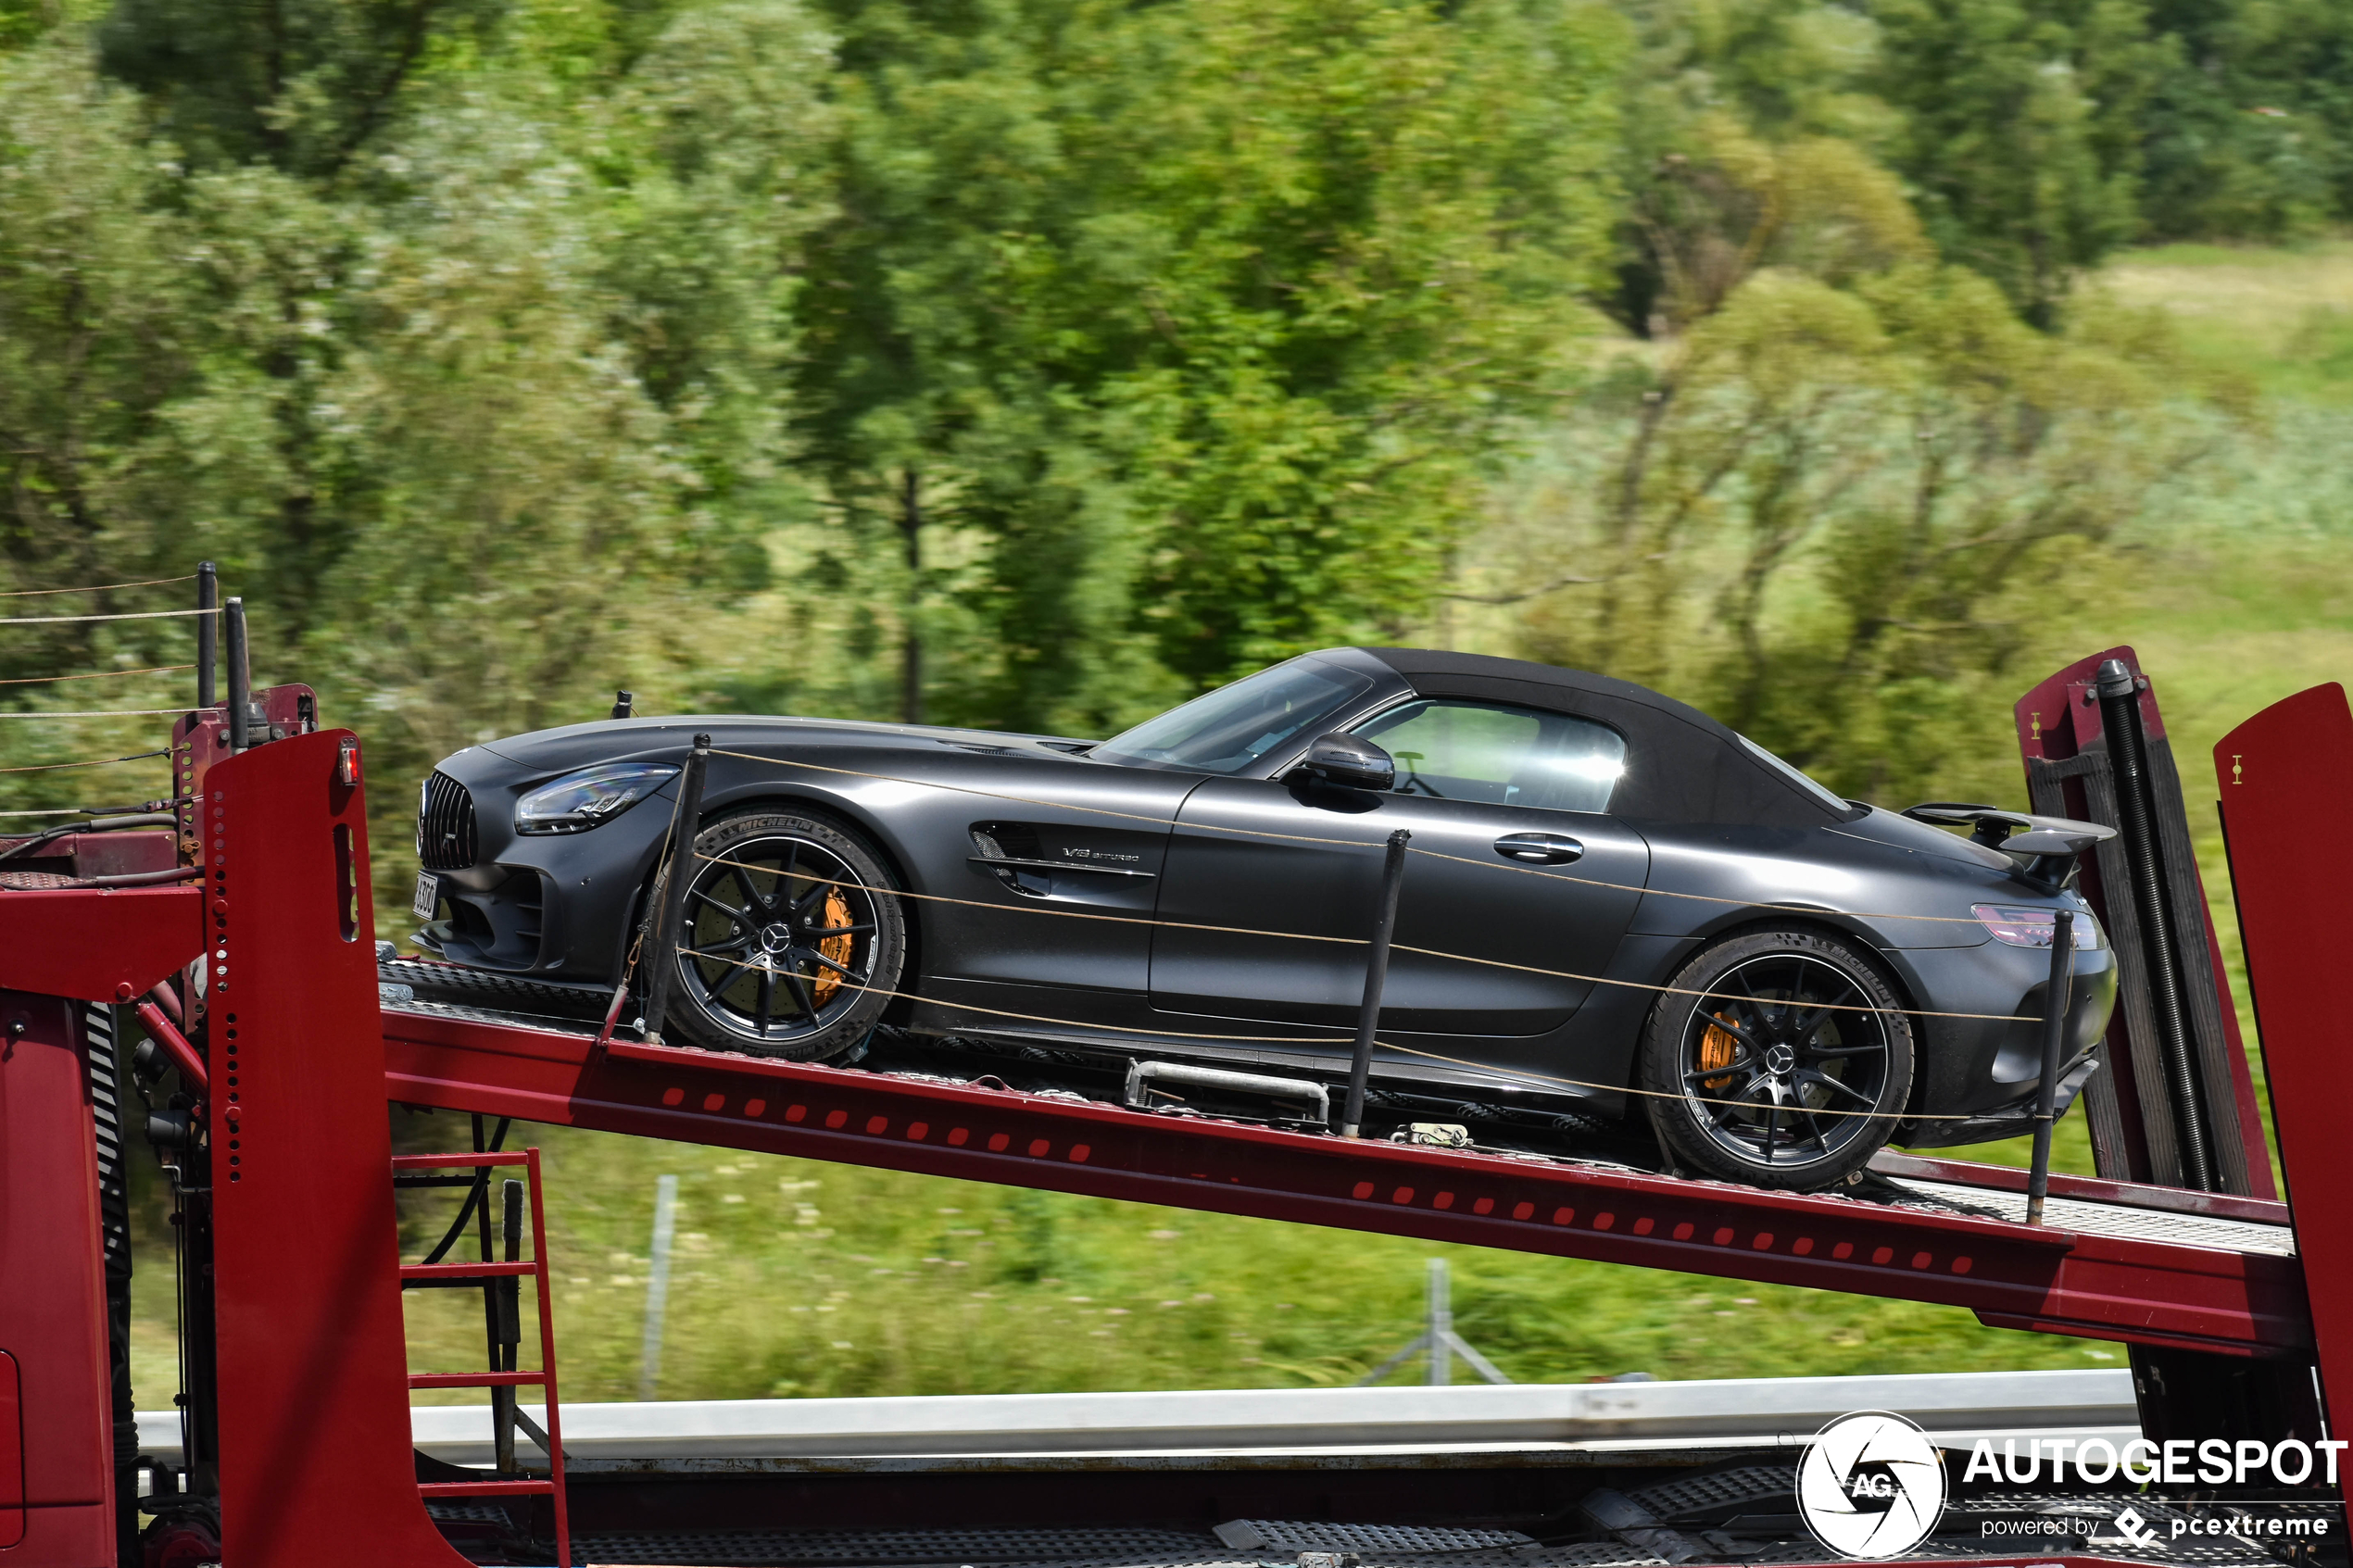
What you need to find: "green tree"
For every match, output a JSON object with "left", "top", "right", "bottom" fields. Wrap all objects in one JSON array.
[
  {"left": 796, "top": 0, "right": 1628, "bottom": 734},
  {"left": 1105, "top": 0, "right": 1628, "bottom": 695},
  {"left": 1871, "top": 0, "right": 2163, "bottom": 326},
  {"left": 0, "top": 45, "right": 238, "bottom": 723},
  {"left": 2137, "top": 0, "right": 2353, "bottom": 238},
  {"left": 0, "top": 8, "right": 837, "bottom": 899},
  {"left": 1482, "top": 257, "right": 2249, "bottom": 800},
  {"left": 95, "top": 0, "right": 504, "bottom": 176},
  {"left": 1604, "top": 0, "right": 1901, "bottom": 333}
]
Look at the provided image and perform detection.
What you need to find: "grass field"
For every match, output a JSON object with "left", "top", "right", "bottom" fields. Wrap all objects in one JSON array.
[
  {"left": 123, "top": 240, "right": 2352, "bottom": 1413},
  {"left": 2105, "top": 241, "right": 2353, "bottom": 406}
]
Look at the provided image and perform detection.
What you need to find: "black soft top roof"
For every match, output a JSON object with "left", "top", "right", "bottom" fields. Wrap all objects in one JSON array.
[{"left": 1350, "top": 647, "right": 1846, "bottom": 828}]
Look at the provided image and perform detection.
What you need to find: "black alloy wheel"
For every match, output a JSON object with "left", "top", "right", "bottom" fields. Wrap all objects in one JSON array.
[
  {"left": 665, "top": 810, "right": 905, "bottom": 1060},
  {"left": 1639, "top": 929, "right": 1913, "bottom": 1189}
]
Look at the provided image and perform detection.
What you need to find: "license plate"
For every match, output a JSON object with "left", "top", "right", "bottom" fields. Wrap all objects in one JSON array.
[{"left": 411, "top": 872, "right": 441, "bottom": 922}]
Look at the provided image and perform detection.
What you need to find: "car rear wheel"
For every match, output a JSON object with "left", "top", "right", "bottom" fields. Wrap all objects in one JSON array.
[
  {"left": 663, "top": 810, "right": 905, "bottom": 1060},
  {"left": 1638, "top": 929, "right": 1912, "bottom": 1190}
]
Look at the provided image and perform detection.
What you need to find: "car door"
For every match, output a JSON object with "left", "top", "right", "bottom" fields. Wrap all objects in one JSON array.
[{"left": 1146, "top": 698, "right": 1651, "bottom": 1059}]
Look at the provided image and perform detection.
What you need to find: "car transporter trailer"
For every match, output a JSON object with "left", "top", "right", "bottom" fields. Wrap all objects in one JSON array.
[{"left": 3, "top": 638, "right": 2351, "bottom": 1568}]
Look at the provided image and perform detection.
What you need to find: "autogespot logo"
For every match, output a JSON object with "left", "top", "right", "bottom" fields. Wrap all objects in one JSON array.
[{"left": 1796, "top": 1411, "right": 1948, "bottom": 1560}]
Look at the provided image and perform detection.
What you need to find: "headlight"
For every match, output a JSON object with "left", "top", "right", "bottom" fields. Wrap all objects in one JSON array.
[
  {"left": 515, "top": 763, "right": 678, "bottom": 834},
  {"left": 1972, "top": 904, "right": 2103, "bottom": 949}
]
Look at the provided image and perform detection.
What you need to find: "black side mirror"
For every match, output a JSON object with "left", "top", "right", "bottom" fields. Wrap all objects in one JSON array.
[{"left": 1299, "top": 732, "right": 1395, "bottom": 792}]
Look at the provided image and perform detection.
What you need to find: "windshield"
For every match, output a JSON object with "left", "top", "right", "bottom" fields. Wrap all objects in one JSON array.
[{"left": 1095, "top": 658, "right": 1377, "bottom": 773}]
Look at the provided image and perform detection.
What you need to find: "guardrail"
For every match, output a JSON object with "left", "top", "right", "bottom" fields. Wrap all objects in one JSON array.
[{"left": 135, "top": 1369, "right": 2134, "bottom": 1470}]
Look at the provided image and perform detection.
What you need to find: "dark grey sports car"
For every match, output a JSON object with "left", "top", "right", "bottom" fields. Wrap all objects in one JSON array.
[{"left": 410, "top": 647, "right": 2117, "bottom": 1187}]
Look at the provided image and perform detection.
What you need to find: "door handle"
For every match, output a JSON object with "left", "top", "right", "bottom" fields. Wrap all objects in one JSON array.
[{"left": 1494, "top": 832, "right": 1583, "bottom": 864}]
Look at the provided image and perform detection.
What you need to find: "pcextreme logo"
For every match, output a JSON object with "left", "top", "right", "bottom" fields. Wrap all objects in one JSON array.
[{"left": 1795, "top": 1411, "right": 1948, "bottom": 1559}]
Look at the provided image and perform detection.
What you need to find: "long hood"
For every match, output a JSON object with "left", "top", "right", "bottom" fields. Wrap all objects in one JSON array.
[{"left": 451, "top": 714, "right": 1094, "bottom": 784}]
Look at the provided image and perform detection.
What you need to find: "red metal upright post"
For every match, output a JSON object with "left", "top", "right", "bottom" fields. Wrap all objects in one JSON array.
[
  {"left": 203, "top": 729, "right": 476, "bottom": 1568},
  {"left": 2213, "top": 684, "right": 2353, "bottom": 1457},
  {"left": 0, "top": 993, "right": 118, "bottom": 1566},
  {"left": 0, "top": 870, "right": 198, "bottom": 1566},
  {"left": 2016, "top": 646, "right": 2275, "bottom": 1196}
]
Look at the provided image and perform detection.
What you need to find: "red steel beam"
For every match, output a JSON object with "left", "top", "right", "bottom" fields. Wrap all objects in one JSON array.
[
  {"left": 0, "top": 884, "right": 198, "bottom": 1006},
  {"left": 383, "top": 1011, "right": 2307, "bottom": 1357}
]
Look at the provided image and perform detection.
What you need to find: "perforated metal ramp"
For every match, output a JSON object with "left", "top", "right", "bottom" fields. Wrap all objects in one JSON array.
[
  {"left": 568, "top": 1526, "right": 1220, "bottom": 1566},
  {"left": 564, "top": 1532, "right": 1677, "bottom": 1568},
  {"left": 1214, "top": 1524, "right": 1534, "bottom": 1553},
  {"left": 387, "top": 993, "right": 606, "bottom": 1037},
  {"left": 1626, "top": 1464, "right": 1798, "bottom": 1524},
  {"left": 1881, "top": 1180, "right": 2297, "bottom": 1258}
]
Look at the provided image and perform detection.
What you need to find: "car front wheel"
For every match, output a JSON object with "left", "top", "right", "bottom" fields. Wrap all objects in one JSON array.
[
  {"left": 1638, "top": 928, "right": 1913, "bottom": 1190},
  {"left": 661, "top": 810, "right": 906, "bottom": 1060}
]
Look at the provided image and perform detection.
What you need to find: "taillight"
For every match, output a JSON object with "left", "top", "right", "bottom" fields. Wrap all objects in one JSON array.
[{"left": 1972, "top": 904, "right": 2102, "bottom": 949}]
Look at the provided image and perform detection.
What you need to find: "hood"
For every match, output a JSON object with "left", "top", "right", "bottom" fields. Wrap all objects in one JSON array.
[{"left": 455, "top": 714, "right": 1094, "bottom": 781}]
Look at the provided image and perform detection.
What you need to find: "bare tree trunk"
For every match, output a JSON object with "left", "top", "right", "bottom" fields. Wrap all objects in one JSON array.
[{"left": 900, "top": 467, "right": 923, "bottom": 725}]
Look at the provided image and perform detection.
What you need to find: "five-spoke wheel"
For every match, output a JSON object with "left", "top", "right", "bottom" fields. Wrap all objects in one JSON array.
[
  {"left": 1640, "top": 929, "right": 1912, "bottom": 1188},
  {"left": 664, "top": 811, "right": 905, "bottom": 1060}
]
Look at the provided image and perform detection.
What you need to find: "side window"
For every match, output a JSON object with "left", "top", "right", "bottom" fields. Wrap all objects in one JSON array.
[{"left": 1352, "top": 700, "right": 1626, "bottom": 813}]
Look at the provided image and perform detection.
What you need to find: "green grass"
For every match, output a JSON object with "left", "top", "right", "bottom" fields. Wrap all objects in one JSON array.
[
  {"left": 387, "top": 1117, "right": 2126, "bottom": 1404},
  {"left": 125, "top": 1111, "right": 2120, "bottom": 1416},
  {"left": 122, "top": 238, "right": 2353, "bottom": 1412},
  {"left": 2104, "top": 239, "right": 2353, "bottom": 405}
]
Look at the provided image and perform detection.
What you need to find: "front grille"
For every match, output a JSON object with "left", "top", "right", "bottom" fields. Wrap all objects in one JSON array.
[{"left": 417, "top": 770, "right": 479, "bottom": 871}]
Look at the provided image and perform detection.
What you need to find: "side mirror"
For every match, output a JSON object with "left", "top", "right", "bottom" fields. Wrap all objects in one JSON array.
[{"left": 1300, "top": 732, "right": 1395, "bottom": 792}]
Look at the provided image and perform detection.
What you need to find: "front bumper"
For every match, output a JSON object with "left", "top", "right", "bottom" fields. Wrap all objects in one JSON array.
[
  {"left": 1897, "top": 1054, "right": 2104, "bottom": 1148},
  {"left": 413, "top": 757, "right": 676, "bottom": 981},
  {"left": 1891, "top": 939, "right": 2120, "bottom": 1145}
]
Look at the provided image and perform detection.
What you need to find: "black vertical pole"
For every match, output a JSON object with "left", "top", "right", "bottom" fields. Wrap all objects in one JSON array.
[
  {"left": 224, "top": 598, "right": 250, "bottom": 753},
  {"left": 2026, "top": 909, "right": 2076, "bottom": 1226},
  {"left": 493, "top": 1178, "right": 522, "bottom": 1474},
  {"left": 195, "top": 563, "right": 218, "bottom": 709},
  {"left": 639, "top": 735, "right": 711, "bottom": 1046},
  {"left": 470, "top": 1113, "right": 498, "bottom": 1468},
  {"left": 2095, "top": 657, "right": 2214, "bottom": 1190},
  {"left": 1341, "top": 829, "right": 1411, "bottom": 1138}
]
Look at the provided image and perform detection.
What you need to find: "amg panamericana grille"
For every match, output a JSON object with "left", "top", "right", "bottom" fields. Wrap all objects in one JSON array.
[{"left": 417, "top": 770, "right": 479, "bottom": 871}]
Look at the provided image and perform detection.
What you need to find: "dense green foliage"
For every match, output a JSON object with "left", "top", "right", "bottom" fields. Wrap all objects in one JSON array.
[{"left": 0, "top": 0, "right": 2340, "bottom": 825}]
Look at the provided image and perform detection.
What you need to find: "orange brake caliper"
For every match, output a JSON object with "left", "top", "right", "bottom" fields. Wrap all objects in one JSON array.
[
  {"left": 808, "top": 886, "right": 854, "bottom": 1006},
  {"left": 1698, "top": 1014, "right": 1740, "bottom": 1090}
]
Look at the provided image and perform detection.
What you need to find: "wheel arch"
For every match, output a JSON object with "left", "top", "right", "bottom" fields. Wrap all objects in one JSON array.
[
  {"left": 630, "top": 780, "right": 930, "bottom": 1024},
  {"left": 1627, "top": 910, "right": 1934, "bottom": 1119}
]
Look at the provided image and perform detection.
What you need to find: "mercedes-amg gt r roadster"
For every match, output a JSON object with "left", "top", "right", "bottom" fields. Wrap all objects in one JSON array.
[{"left": 409, "top": 646, "right": 2117, "bottom": 1187}]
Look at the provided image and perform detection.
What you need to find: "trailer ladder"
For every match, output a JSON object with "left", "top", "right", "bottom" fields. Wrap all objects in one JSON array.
[{"left": 392, "top": 1148, "right": 572, "bottom": 1568}]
